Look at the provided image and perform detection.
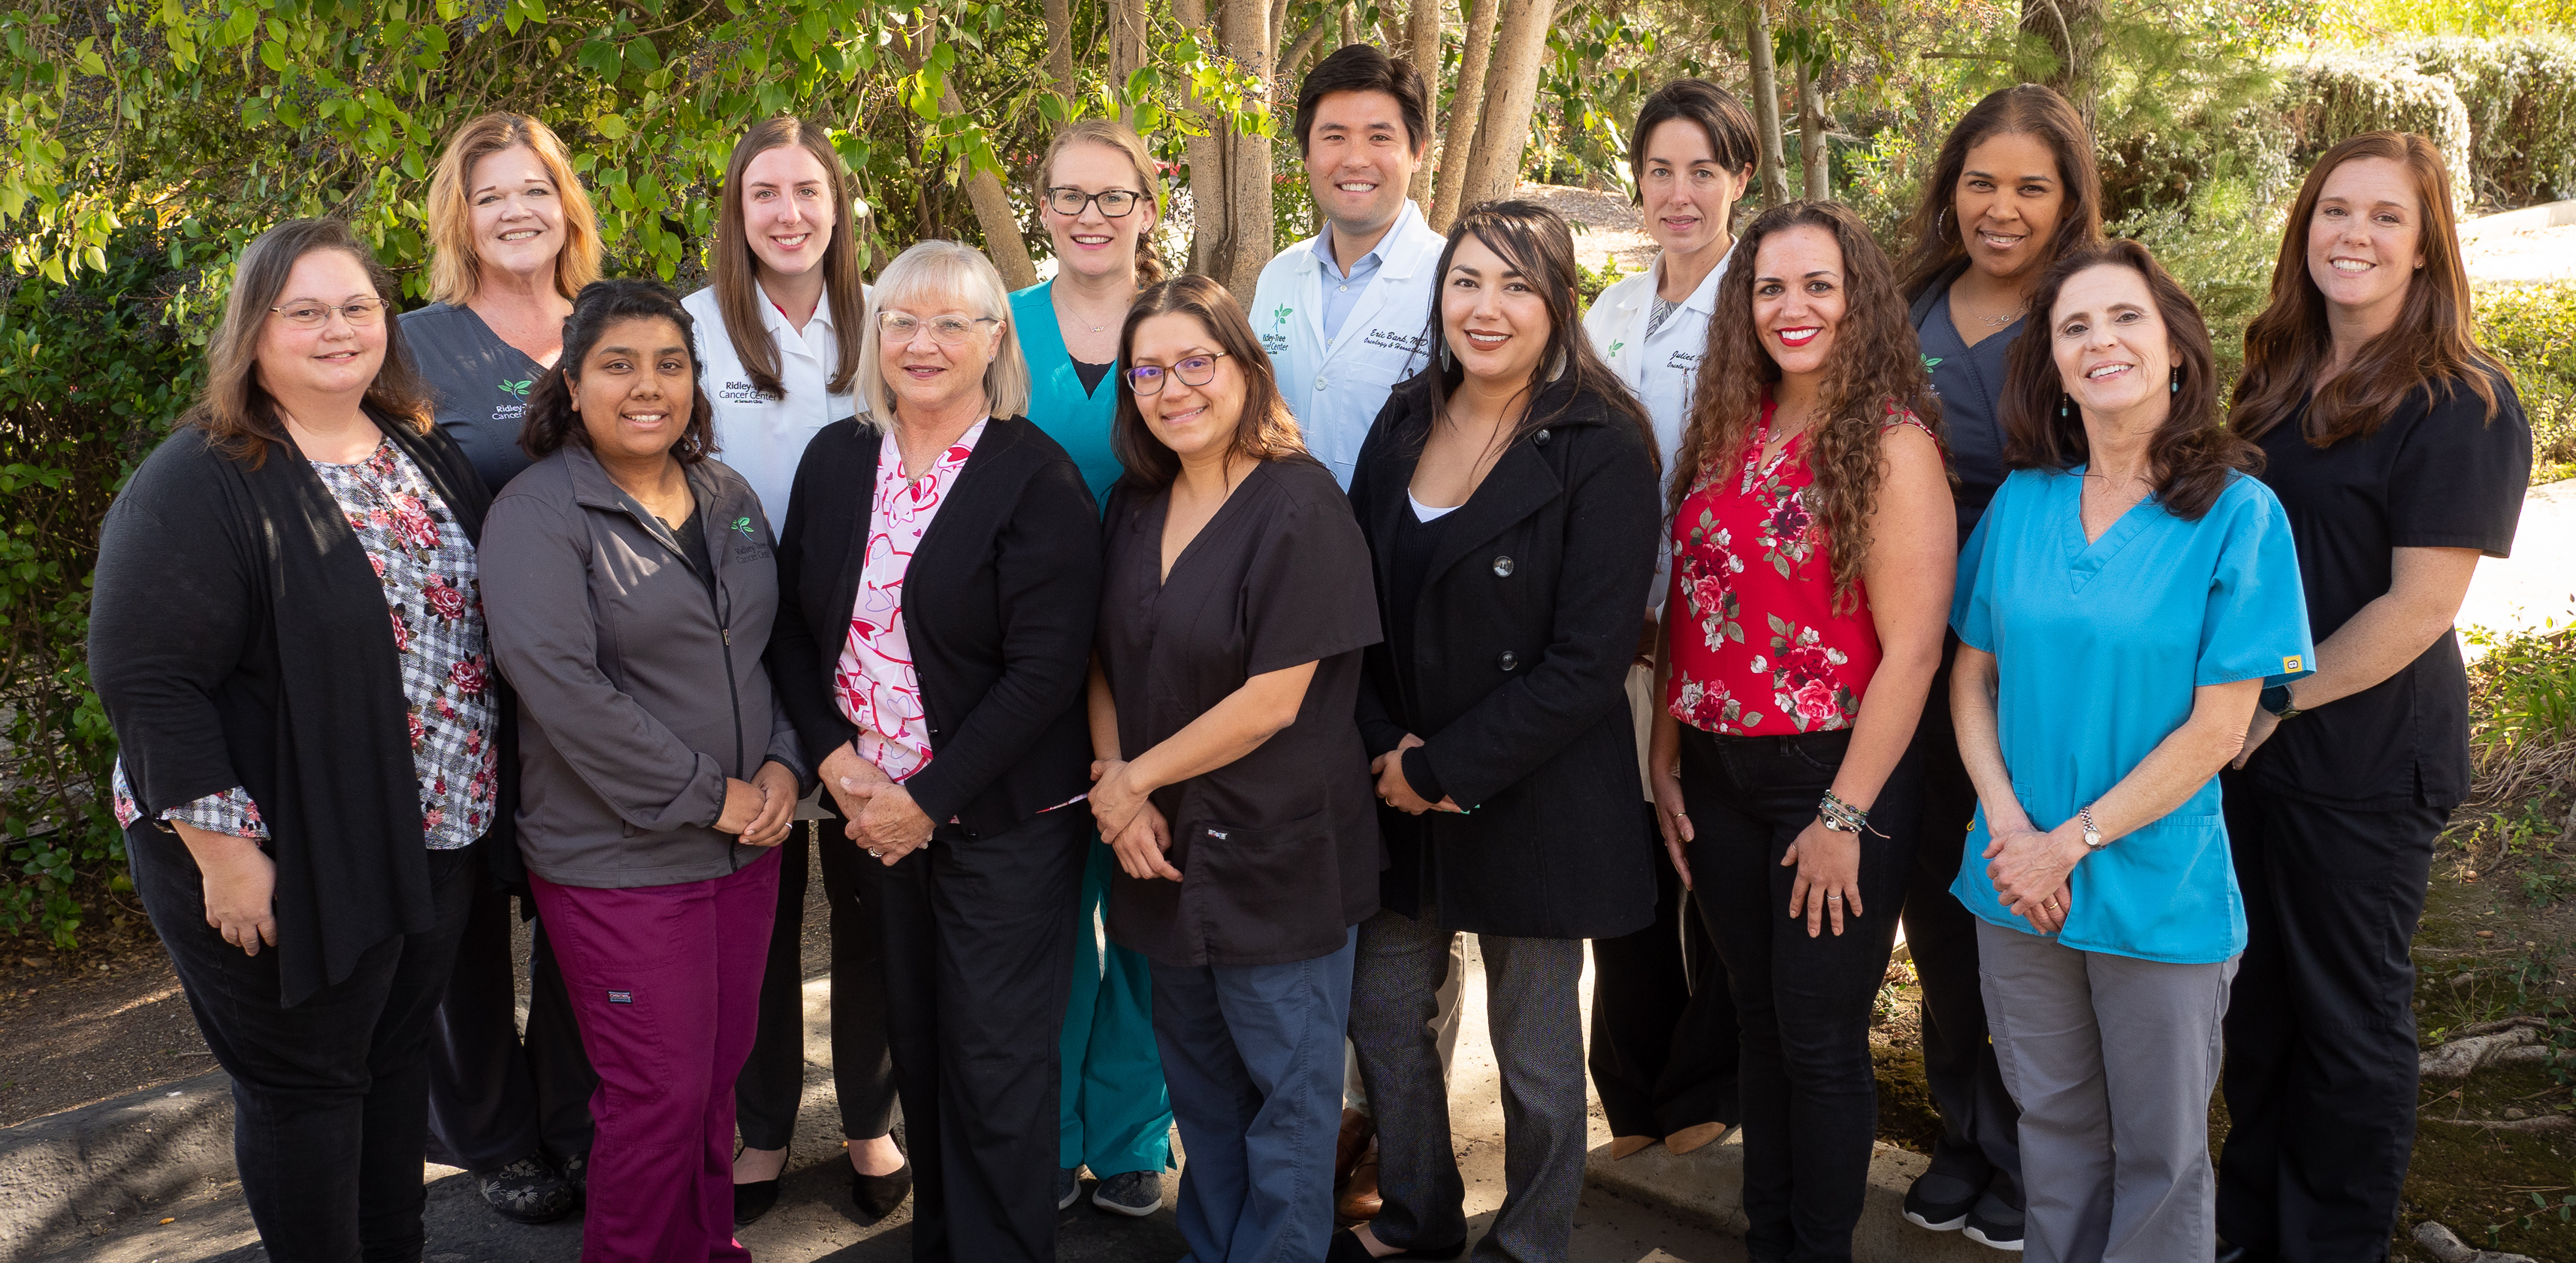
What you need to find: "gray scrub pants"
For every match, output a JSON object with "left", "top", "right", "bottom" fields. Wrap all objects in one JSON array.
[{"left": 1977, "top": 920, "right": 2238, "bottom": 1263}]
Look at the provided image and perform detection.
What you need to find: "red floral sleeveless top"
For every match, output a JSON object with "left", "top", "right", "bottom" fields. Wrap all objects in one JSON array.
[{"left": 1665, "top": 395, "right": 1933, "bottom": 736}]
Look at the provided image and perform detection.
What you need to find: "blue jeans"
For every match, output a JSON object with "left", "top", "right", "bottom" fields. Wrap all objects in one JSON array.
[{"left": 1149, "top": 928, "right": 1357, "bottom": 1263}]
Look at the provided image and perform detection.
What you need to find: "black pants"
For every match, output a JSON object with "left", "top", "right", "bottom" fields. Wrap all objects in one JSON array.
[
  {"left": 1681, "top": 728, "right": 1917, "bottom": 1263},
  {"left": 1903, "top": 678, "right": 2023, "bottom": 1210},
  {"left": 868, "top": 808, "right": 1086, "bottom": 1262},
  {"left": 130, "top": 824, "right": 476, "bottom": 1263},
  {"left": 2216, "top": 772, "right": 2446, "bottom": 1263},
  {"left": 1587, "top": 821, "right": 1741, "bottom": 1138},
  {"left": 422, "top": 841, "right": 595, "bottom": 1171},
  {"left": 737, "top": 820, "right": 899, "bottom": 1149}
]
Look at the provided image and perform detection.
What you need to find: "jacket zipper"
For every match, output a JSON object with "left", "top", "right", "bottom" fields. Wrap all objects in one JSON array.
[{"left": 620, "top": 499, "right": 746, "bottom": 780}]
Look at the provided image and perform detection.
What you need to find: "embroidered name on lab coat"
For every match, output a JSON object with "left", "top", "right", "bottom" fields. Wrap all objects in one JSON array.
[{"left": 717, "top": 379, "right": 764, "bottom": 404}]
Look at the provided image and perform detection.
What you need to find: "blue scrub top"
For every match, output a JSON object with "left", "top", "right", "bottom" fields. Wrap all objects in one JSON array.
[
  {"left": 1010, "top": 280, "right": 1125, "bottom": 508},
  {"left": 1949, "top": 467, "right": 2315, "bottom": 964}
]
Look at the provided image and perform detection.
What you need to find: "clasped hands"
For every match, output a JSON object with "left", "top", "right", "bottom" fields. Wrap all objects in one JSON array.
[
  {"left": 1983, "top": 814, "right": 2084, "bottom": 935},
  {"left": 714, "top": 759, "right": 802, "bottom": 848},
  {"left": 819, "top": 744, "right": 935, "bottom": 866},
  {"left": 1089, "top": 758, "right": 1179, "bottom": 882},
  {"left": 1370, "top": 733, "right": 1463, "bottom": 816}
]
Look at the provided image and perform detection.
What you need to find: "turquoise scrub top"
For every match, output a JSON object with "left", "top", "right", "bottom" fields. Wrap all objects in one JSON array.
[
  {"left": 1949, "top": 467, "right": 2314, "bottom": 964},
  {"left": 1011, "top": 280, "right": 1125, "bottom": 508}
]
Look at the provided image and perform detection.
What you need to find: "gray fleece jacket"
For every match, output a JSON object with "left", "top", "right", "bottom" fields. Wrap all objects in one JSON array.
[{"left": 482, "top": 444, "right": 807, "bottom": 889}]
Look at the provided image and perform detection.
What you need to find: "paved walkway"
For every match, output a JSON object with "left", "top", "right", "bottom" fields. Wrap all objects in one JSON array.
[{"left": 2460, "top": 480, "right": 2576, "bottom": 655}]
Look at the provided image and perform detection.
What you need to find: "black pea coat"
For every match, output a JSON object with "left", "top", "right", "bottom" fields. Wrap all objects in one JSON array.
[{"left": 1348, "top": 374, "right": 1661, "bottom": 940}]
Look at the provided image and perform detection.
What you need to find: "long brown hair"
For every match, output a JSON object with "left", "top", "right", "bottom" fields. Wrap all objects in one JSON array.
[
  {"left": 1416, "top": 201, "right": 1659, "bottom": 479},
  {"left": 1037, "top": 120, "right": 1169, "bottom": 287},
  {"left": 424, "top": 113, "right": 602, "bottom": 305},
  {"left": 2001, "top": 239, "right": 2257, "bottom": 520},
  {"left": 2230, "top": 131, "right": 2508, "bottom": 446},
  {"left": 188, "top": 218, "right": 431, "bottom": 467},
  {"left": 711, "top": 117, "right": 868, "bottom": 399},
  {"left": 1894, "top": 84, "right": 2103, "bottom": 303},
  {"left": 1110, "top": 276, "right": 1307, "bottom": 491},
  {"left": 1673, "top": 201, "right": 1940, "bottom": 609},
  {"left": 521, "top": 279, "right": 718, "bottom": 466}
]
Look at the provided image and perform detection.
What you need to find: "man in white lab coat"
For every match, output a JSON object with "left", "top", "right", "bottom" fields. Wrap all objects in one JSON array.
[{"left": 1251, "top": 44, "right": 1451, "bottom": 489}]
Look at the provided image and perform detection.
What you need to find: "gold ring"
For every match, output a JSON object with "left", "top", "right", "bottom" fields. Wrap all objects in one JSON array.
[{"left": 2042, "top": 899, "right": 2058, "bottom": 911}]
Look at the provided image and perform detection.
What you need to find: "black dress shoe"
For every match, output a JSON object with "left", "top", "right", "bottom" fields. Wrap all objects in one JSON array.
[
  {"left": 2215, "top": 1242, "right": 2269, "bottom": 1263},
  {"left": 853, "top": 1162, "right": 913, "bottom": 1220},
  {"left": 732, "top": 1177, "right": 782, "bottom": 1227},
  {"left": 1324, "top": 1228, "right": 1466, "bottom": 1261}
]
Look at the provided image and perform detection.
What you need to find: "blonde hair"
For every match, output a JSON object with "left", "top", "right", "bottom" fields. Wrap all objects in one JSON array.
[
  {"left": 424, "top": 113, "right": 602, "bottom": 305},
  {"left": 853, "top": 240, "right": 1031, "bottom": 427},
  {"left": 1037, "top": 119, "right": 1169, "bottom": 286}
]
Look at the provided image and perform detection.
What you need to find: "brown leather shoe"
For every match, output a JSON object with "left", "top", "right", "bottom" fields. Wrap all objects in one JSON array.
[
  {"left": 1335, "top": 1137, "right": 1383, "bottom": 1221},
  {"left": 1334, "top": 1107, "right": 1376, "bottom": 1189}
]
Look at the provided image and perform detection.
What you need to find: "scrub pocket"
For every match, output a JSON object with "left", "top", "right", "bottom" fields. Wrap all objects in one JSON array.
[
  {"left": 2060, "top": 808, "right": 2239, "bottom": 960},
  {"left": 1185, "top": 811, "right": 1347, "bottom": 962}
]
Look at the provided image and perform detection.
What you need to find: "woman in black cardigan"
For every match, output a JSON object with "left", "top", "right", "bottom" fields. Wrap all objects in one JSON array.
[
  {"left": 91, "top": 218, "right": 500, "bottom": 1263},
  {"left": 764, "top": 240, "right": 1102, "bottom": 1263},
  {"left": 1335, "top": 201, "right": 1662, "bottom": 1263}
]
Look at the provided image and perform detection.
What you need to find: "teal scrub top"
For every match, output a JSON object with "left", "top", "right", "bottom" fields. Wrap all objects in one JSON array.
[
  {"left": 1949, "top": 467, "right": 2315, "bottom": 964},
  {"left": 1010, "top": 280, "right": 1125, "bottom": 508}
]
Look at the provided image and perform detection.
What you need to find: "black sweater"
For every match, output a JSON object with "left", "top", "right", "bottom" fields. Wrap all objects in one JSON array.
[
  {"left": 90, "top": 415, "right": 500, "bottom": 1007},
  {"left": 766, "top": 414, "right": 1102, "bottom": 838}
]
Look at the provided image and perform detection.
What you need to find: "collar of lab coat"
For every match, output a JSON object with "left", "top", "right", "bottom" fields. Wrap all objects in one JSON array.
[
  {"left": 759, "top": 286, "right": 836, "bottom": 349},
  {"left": 1304, "top": 198, "right": 1438, "bottom": 281}
]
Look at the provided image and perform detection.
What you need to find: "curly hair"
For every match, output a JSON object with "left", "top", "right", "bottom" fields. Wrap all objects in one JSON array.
[
  {"left": 2001, "top": 239, "right": 2259, "bottom": 520},
  {"left": 1672, "top": 201, "right": 1943, "bottom": 611}
]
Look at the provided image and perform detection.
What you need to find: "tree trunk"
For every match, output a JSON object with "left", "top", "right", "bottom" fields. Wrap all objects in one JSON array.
[
  {"left": 1043, "top": 0, "right": 1077, "bottom": 104},
  {"left": 1456, "top": 0, "right": 1554, "bottom": 213},
  {"left": 895, "top": 29, "right": 1039, "bottom": 289},
  {"left": 2021, "top": 0, "right": 2100, "bottom": 129},
  {"left": 1745, "top": 4, "right": 1791, "bottom": 207},
  {"left": 1796, "top": 55, "right": 1829, "bottom": 201},
  {"left": 1405, "top": 0, "right": 1442, "bottom": 207},
  {"left": 1174, "top": 0, "right": 1276, "bottom": 300},
  {"left": 1279, "top": 21, "right": 1330, "bottom": 85},
  {"left": 1110, "top": 0, "right": 1151, "bottom": 122},
  {"left": 1430, "top": 0, "right": 1500, "bottom": 231},
  {"left": 1339, "top": 2, "right": 1355, "bottom": 50}
]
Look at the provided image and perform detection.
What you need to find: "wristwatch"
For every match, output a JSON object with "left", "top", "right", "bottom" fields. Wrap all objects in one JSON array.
[
  {"left": 2079, "top": 804, "right": 2104, "bottom": 852},
  {"left": 2260, "top": 683, "right": 2301, "bottom": 721}
]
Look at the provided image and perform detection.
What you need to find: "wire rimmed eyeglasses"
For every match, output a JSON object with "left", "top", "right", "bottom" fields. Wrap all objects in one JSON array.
[
  {"left": 1044, "top": 187, "right": 1143, "bottom": 218},
  {"left": 877, "top": 312, "right": 1001, "bottom": 346},
  {"left": 270, "top": 298, "right": 388, "bottom": 328},
  {"left": 1125, "top": 352, "right": 1229, "bottom": 395}
]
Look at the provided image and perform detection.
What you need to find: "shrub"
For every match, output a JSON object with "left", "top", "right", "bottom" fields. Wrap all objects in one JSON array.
[
  {"left": 2396, "top": 36, "right": 2576, "bottom": 207},
  {"left": 2112, "top": 192, "right": 2285, "bottom": 394},
  {"left": 2273, "top": 51, "right": 2475, "bottom": 214},
  {"left": 2477, "top": 282, "right": 2576, "bottom": 482}
]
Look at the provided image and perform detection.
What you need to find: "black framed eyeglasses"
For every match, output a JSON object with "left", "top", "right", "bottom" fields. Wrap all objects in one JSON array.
[
  {"left": 1045, "top": 187, "right": 1143, "bottom": 218},
  {"left": 1125, "top": 352, "right": 1228, "bottom": 395}
]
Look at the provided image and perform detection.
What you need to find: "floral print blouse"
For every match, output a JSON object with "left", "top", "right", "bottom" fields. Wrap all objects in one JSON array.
[
  {"left": 112, "top": 439, "right": 497, "bottom": 850},
  {"left": 1665, "top": 397, "right": 1933, "bottom": 737},
  {"left": 835, "top": 421, "right": 986, "bottom": 782}
]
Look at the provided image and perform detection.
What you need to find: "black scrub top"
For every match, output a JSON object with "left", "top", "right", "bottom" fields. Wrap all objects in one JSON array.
[
  {"left": 2245, "top": 375, "right": 2529, "bottom": 810},
  {"left": 401, "top": 302, "right": 547, "bottom": 495},
  {"left": 1910, "top": 261, "right": 2023, "bottom": 542},
  {"left": 1098, "top": 456, "right": 1385, "bottom": 968}
]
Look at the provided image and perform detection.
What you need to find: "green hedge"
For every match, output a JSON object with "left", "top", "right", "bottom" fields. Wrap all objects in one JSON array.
[
  {"left": 2396, "top": 36, "right": 2576, "bottom": 207},
  {"left": 2478, "top": 282, "right": 2576, "bottom": 482},
  {"left": 2275, "top": 51, "right": 2477, "bottom": 212}
]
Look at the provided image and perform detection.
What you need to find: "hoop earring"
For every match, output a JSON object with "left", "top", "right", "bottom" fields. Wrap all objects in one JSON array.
[{"left": 1936, "top": 206, "right": 1949, "bottom": 240}]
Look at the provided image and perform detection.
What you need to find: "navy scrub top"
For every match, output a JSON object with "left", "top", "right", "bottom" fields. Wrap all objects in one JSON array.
[
  {"left": 1949, "top": 468, "right": 2315, "bottom": 963},
  {"left": 1910, "top": 262, "right": 2022, "bottom": 542},
  {"left": 401, "top": 302, "right": 545, "bottom": 496},
  {"left": 1010, "top": 280, "right": 1125, "bottom": 508}
]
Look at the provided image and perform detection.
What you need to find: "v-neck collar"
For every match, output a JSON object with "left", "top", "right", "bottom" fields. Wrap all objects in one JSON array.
[
  {"left": 1146, "top": 461, "right": 1266, "bottom": 587},
  {"left": 2058, "top": 465, "right": 2163, "bottom": 591}
]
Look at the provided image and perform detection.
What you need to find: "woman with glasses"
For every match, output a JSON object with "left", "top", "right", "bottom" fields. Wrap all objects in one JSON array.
[
  {"left": 1088, "top": 274, "right": 1380, "bottom": 1263},
  {"left": 680, "top": 116, "right": 907, "bottom": 1230},
  {"left": 768, "top": 240, "right": 1104, "bottom": 1263},
  {"left": 94, "top": 218, "right": 497, "bottom": 1261},
  {"left": 1011, "top": 119, "right": 1178, "bottom": 1219}
]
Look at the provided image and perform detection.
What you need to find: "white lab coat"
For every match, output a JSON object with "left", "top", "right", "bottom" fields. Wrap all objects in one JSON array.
[
  {"left": 682, "top": 284, "right": 861, "bottom": 529},
  {"left": 1250, "top": 198, "right": 1451, "bottom": 487},
  {"left": 1581, "top": 252, "right": 1729, "bottom": 612}
]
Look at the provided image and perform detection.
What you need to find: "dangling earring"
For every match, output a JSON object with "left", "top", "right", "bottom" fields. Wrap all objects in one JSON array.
[
  {"left": 2059, "top": 394, "right": 2070, "bottom": 419},
  {"left": 2170, "top": 367, "right": 2179, "bottom": 394},
  {"left": 1439, "top": 343, "right": 1454, "bottom": 372}
]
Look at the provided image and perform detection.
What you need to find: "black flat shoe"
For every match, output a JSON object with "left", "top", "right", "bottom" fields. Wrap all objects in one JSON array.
[
  {"left": 1324, "top": 1228, "right": 1466, "bottom": 1261},
  {"left": 732, "top": 1177, "right": 782, "bottom": 1228},
  {"left": 853, "top": 1162, "right": 913, "bottom": 1220}
]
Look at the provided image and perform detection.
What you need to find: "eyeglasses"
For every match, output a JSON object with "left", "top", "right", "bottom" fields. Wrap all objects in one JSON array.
[
  {"left": 878, "top": 312, "right": 1000, "bottom": 346},
  {"left": 1125, "top": 352, "right": 1229, "bottom": 395},
  {"left": 1045, "top": 187, "right": 1143, "bottom": 218},
  {"left": 270, "top": 298, "right": 388, "bottom": 328}
]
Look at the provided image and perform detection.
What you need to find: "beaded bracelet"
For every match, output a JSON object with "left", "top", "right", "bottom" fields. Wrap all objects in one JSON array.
[{"left": 1818, "top": 789, "right": 1887, "bottom": 837}]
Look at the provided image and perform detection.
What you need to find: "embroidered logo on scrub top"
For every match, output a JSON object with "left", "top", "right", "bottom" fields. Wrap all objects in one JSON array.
[
  {"left": 731, "top": 516, "right": 757, "bottom": 541},
  {"left": 607, "top": 990, "right": 633, "bottom": 1005},
  {"left": 2282, "top": 654, "right": 2303, "bottom": 673},
  {"left": 1606, "top": 339, "right": 1626, "bottom": 360},
  {"left": 1920, "top": 354, "right": 1943, "bottom": 372},
  {"left": 498, "top": 376, "right": 533, "bottom": 400}
]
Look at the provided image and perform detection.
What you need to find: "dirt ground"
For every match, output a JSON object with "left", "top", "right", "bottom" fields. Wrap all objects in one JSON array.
[{"left": 0, "top": 911, "right": 209, "bottom": 1129}]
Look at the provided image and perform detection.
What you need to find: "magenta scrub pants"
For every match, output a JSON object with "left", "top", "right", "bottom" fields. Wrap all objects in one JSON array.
[{"left": 531, "top": 850, "right": 779, "bottom": 1263}]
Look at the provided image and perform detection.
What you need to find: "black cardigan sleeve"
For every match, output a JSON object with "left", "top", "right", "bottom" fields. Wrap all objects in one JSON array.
[
  {"left": 900, "top": 454, "right": 1103, "bottom": 826},
  {"left": 766, "top": 429, "right": 864, "bottom": 773},
  {"left": 1419, "top": 417, "right": 1660, "bottom": 809},
  {"left": 1347, "top": 397, "right": 1415, "bottom": 761},
  {"left": 89, "top": 449, "right": 258, "bottom": 818}
]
